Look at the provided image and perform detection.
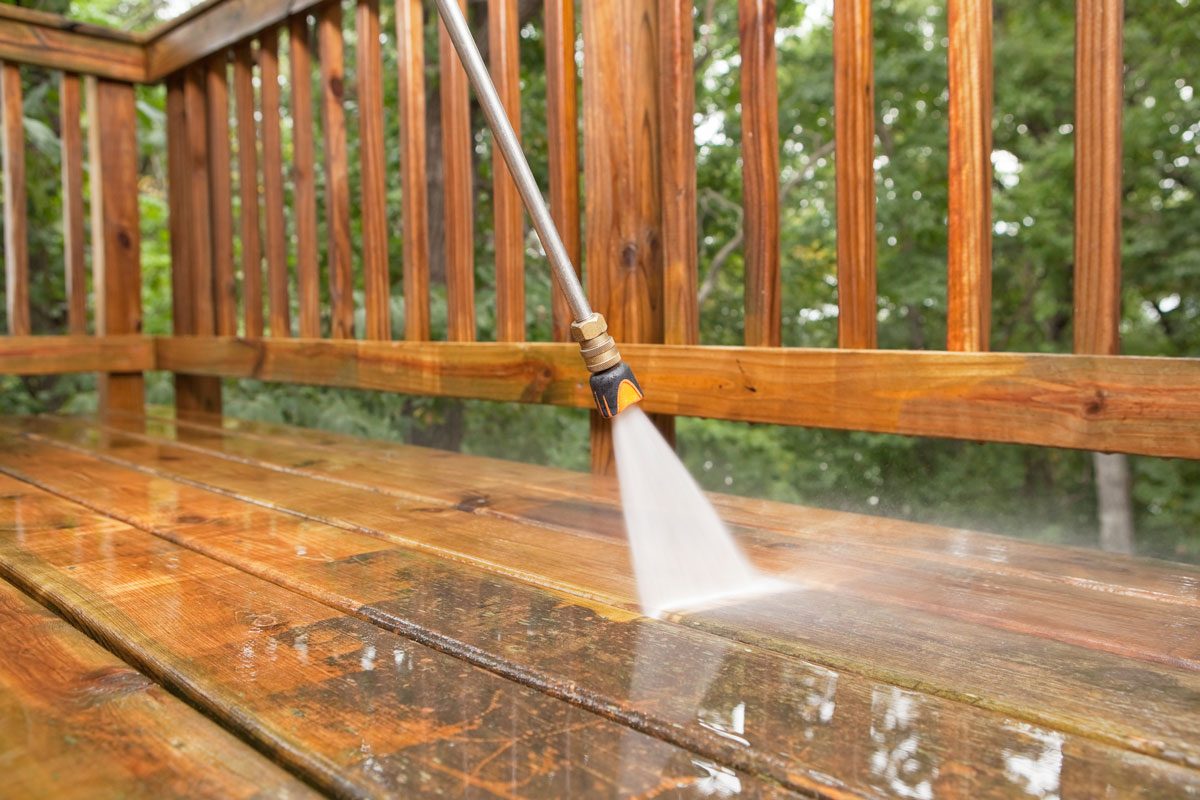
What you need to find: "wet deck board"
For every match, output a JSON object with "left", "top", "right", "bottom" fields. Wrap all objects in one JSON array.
[
  {"left": 3, "top": 432, "right": 1199, "bottom": 797},
  {"left": 8, "top": 415, "right": 1200, "bottom": 768},
  {"left": 0, "top": 413, "right": 1198, "bottom": 798},
  {"left": 155, "top": 408, "right": 1200, "bottom": 608},
  {"left": 0, "top": 575, "right": 317, "bottom": 799},
  {"left": 0, "top": 472, "right": 793, "bottom": 798}
]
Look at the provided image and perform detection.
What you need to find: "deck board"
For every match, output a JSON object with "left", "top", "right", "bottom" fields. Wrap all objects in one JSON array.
[
  {"left": 0, "top": 431, "right": 1197, "bottom": 797},
  {"left": 103, "top": 412, "right": 1200, "bottom": 672},
  {"left": 1, "top": 414, "right": 1198, "bottom": 797},
  {"left": 145, "top": 408, "right": 1200, "bottom": 610},
  {"left": 0, "top": 468, "right": 795, "bottom": 798},
  {"left": 8, "top": 416, "right": 1200, "bottom": 770},
  {"left": 0, "top": 576, "right": 317, "bottom": 799}
]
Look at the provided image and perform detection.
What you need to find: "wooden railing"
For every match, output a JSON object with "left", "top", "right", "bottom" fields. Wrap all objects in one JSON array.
[
  {"left": 0, "top": 7, "right": 149, "bottom": 413},
  {"left": 1, "top": 1, "right": 1198, "bottom": 469}
]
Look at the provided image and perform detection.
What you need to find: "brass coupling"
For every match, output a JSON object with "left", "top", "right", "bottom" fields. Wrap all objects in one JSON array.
[{"left": 570, "top": 312, "right": 622, "bottom": 374}]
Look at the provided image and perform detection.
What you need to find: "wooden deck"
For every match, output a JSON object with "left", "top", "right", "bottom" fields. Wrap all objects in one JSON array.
[{"left": 0, "top": 412, "right": 1198, "bottom": 798}]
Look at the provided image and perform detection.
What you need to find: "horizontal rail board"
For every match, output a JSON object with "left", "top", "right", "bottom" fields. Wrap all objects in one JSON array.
[
  {"left": 0, "top": 8, "right": 146, "bottom": 82},
  {"left": 155, "top": 337, "right": 1200, "bottom": 459},
  {"left": 145, "top": 0, "right": 327, "bottom": 81},
  {"left": 0, "top": 336, "right": 153, "bottom": 375}
]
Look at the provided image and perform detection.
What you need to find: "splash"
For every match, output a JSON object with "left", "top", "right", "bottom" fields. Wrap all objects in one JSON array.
[{"left": 612, "top": 407, "right": 782, "bottom": 617}]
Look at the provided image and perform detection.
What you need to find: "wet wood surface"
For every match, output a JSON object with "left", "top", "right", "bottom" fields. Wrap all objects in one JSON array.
[
  {"left": 0, "top": 467, "right": 792, "bottom": 799},
  {"left": 0, "top": 413, "right": 1197, "bottom": 799},
  {"left": 0, "top": 576, "right": 317, "bottom": 798},
  {"left": 2, "top": 422, "right": 1200, "bottom": 796}
]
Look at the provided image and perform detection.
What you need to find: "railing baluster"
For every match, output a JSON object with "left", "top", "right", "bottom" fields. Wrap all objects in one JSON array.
[
  {"left": 357, "top": 0, "right": 390, "bottom": 341},
  {"left": 946, "top": 0, "right": 993, "bottom": 351},
  {"left": 659, "top": 0, "right": 698, "bottom": 346},
  {"left": 439, "top": 0, "right": 476, "bottom": 342},
  {"left": 60, "top": 72, "right": 86, "bottom": 335},
  {"left": 1074, "top": 0, "right": 1123, "bottom": 356},
  {"left": 543, "top": 0, "right": 580, "bottom": 343},
  {"left": 396, "top": 0, "right": 430, "bottom": 341},
  {"left": 317, "top": 2, "right": 354, "bottom": 340},
  {"left": 489, "top": 0, "right": 524, "bottom": 342},
  {"left": 738, "top": 0, "right": 781, "bottom": 348},
  {"left": 232, "top": 42, "right": 263, "bottom": 338},
  {"left": 183, "top": 65, "right": 216, "bottom": 338},
  {"left": 206, "top": 53, "right": 237, "bottom": 337},
  {"left": 289, "top": 15, "right": 320, "bottom": 339},
  {"left": 1, "top": 61, "right": 29, "bottom": 335},
  {"left": 258, "top": 27, "right": 290, "bottom": 338},
  {"left": 166, "top": 76, "right": 195, "bottom": 338},
  {"left": 87, "top": 77, "right": 144, "bottom": 415},
  {"left": 834, "top": 0, "right": 877, "bottom": 349}
]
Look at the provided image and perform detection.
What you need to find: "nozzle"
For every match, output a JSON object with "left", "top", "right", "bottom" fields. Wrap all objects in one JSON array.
[
  {"left": 570, "top": 312, "right": 621, "bottom": 373},
  {"left": 590, "top": 361, "right": 644, "bottom": 418},
  {"left": 570, "top": 313, "right": 643, "bottom": 417}
]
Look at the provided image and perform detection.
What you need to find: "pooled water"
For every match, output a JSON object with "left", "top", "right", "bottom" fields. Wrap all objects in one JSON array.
[{"left": 612, "top": 407, "right": 782, "bottom": 617}]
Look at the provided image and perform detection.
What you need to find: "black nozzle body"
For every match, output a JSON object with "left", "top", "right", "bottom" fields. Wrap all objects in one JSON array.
[{"left": 590, "top": 362, "right": 644, "bottom": 418}]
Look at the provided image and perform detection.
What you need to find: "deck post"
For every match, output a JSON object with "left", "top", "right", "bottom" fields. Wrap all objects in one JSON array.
[
  {"left": 87, "top": 77, "right": 144, "bottom": 419},
  {"left": 166, "top": 68, "right": 223, "bottom": 420},
  {"left": 582, "top": 0, "right": 674, "bottom": 474}
]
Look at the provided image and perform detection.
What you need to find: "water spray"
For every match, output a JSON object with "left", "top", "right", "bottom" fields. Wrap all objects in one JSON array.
[{"left": 434, "top": 0, "right": 643, "bottom": 419}]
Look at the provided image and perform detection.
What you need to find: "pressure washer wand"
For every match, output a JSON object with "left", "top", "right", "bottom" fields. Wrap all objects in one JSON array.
[{"left": 433, "top": 0, "right": 643, "bottom": 418}]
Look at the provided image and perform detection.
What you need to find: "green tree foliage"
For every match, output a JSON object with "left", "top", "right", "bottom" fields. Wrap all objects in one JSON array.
[{"left": 2, "top": 0, "right": 1196, "bottom": 561}]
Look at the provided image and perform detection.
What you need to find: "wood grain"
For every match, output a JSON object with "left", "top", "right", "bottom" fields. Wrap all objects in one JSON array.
[
  {"left": 59, "top": 72, "right": 86, "bottom": 335},
  {"left": 183, "top": 66, "right": 215, "bottom": 338},
  {"left": 946, "top": 0, "right": 993, "bottom": 352},
  {"left": 0, "top": 335, "right": 152, "bottom": 375},
  {"left": 1074, "top": 0, "right": 1123, "bottom": 356},
  {"left": 395, "top": 0, "right": 430, "bottom": 341},
  {"left": 543, "top": 0, "right": 580, "bottom": 343},
  {"left": 287, "top": 15, "right": 319, "bottom": 339},
  {"left": 87, "top": 79, "right": 144, "bottom": 417},
  {"left": 582, "top": 0, "right": 670, "bottom": 472},
  {"left": 833, "top": 0, "right": 877, "bottom": 349},
  {"left": 258, "top": 28, "right": 290, "bottom": 338},
  {"left": 317, "top": 2, "right": 354, "bottom": 340},
  {"left": 205, "top": 54, "right": 237, "bottom": 337},
  {"left": 489, "top": 0, "right": 525, "bottom": 342},
  {"left": 439, "top": 0, "right": 476, "bottom": 343},
  {"left": 166, "top": 76, "right": 195, "bottom": 337},
  {"left": 738, "top": 0, "right": 781, "bottom": 348},
  {"left": 111, "top": 412, "right": 1200, "bottom": 671},
  {"left": 4, "top": 430, "right": 1198, "bottom": 800},
  {"left": 177, "top": 68, "right": 222, "bottom": 417},
  {"left": 144, "top": 0, "right": 332, "bottom": 82},
  {"left": 154, "top": 336, "right": 1200, "bottom": 459},
  {"left": 2, "top": 61, "right": 29, "bottom": 336},
  {"left": 357, "top": 0, "right": 390, "bottom": 341},
  {"left": 0, "top": 576, "right": 317, "bottom": 799},
  {"left": 14, "top": 416, "right": 1200, "bottom": 774},
  {"left": 658, "top": 0, "right": 699, "bottom": 347},
  {"left": 232, "top": 43, "right": 262, "bottom": 338},
  {"left": 0, "top": 10, "right": 145, "bottom": 83},
  {"left": 0, "top": 471, "right": 785, "bottom": 799},
  {"left": 148, "top": 406, "right": 1200, "bottom": 608}
]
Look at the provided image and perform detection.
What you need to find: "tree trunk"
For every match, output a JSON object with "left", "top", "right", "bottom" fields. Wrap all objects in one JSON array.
[{"left": 1093, "top": 452, "right": 1135, "bottom": 555}]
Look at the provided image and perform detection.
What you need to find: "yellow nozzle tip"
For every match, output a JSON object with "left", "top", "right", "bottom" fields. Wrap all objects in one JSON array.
[{"left": 615, "top": 379, "right": 644, "bottom": 414}]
